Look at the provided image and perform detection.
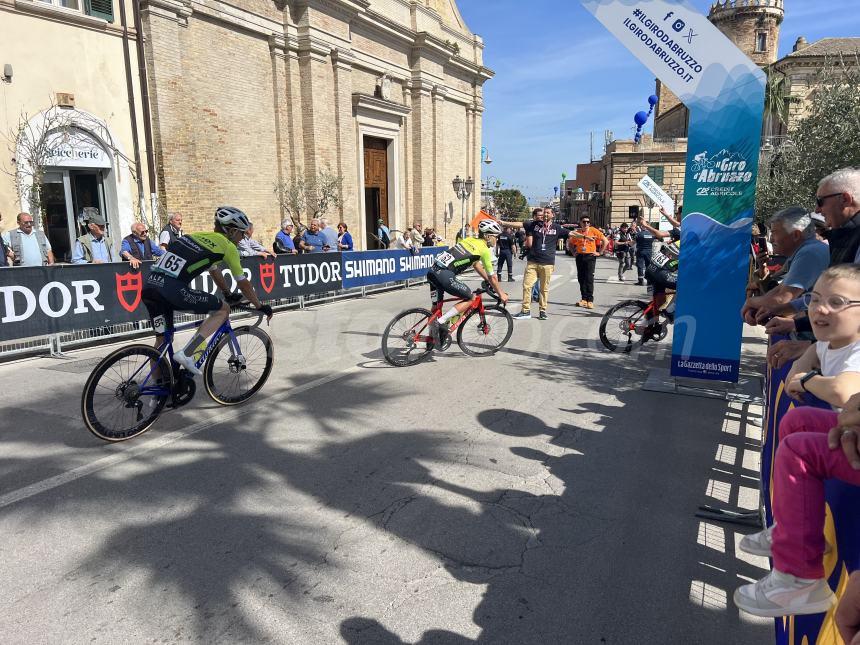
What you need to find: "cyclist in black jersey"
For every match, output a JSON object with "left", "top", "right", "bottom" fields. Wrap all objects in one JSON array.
[
  {"left": 427, "top": 219, "right": 509, "bottom": 346},
  {"left": 142, "top": 206, "right": 273, "bottom": 375}
]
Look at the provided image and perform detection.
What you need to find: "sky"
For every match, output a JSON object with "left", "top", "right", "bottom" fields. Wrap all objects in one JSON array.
[{"left": 456, "top": 0, "right": 860, "bottom": 204}]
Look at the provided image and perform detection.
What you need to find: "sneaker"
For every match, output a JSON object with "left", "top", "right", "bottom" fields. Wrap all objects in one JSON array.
[
  {"left": 739, "top": 525, "right": 831, "bottom": 558},
  {"left": 513, "top": 310, "right": 532, "bottom": 320},
  {"left": 538, "top": 311, "right": 548, "bottom": 320},
  {"left": 173, "top": 349, "right": 202, "bottom": 376},
  {"left": 739, "top": 526, "right": 774, "bottom": 557},
  {"left": 508, "top": 276, "right": 515, "bottom": 282},
  {"left": 733, "top": 570, "right": 837, "bottom": 617},
  {"left": 586, "top": 302, "right": 594, "bottom": 309},
  {"left": 576, "top": 300, "right": 588, "bottom": 307},
  {"left": 618, "top": 276, "right": 625, "bottom": 282},
  {"left": 637, "top": 279, "right": 644, "bottom": 286}
]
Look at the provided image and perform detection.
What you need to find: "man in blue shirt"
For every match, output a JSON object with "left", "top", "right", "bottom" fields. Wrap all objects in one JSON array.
[
  {"left": 299, "top": 218, "right": 328, "bottom": 253},
  {"left": 377, "top": 219, "right": 390, "bottom": 249},
  {"left": 274, "top": 220, "right": 297, "bottom": 254},
  {"left": 319, "top": 218, "right": 339, "bottom": 251},
  {"left": 741, "top": 206, "right": 830, "bottom": 325},
  {"left": 72, "top": 211, "right": 117, "bottom": 264},
  {"left": 120, "top": 222, "right": 165, "bottom": 269}
]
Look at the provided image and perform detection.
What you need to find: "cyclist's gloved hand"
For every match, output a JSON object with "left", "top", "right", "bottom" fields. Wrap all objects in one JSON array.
[
  {"left": 223, "top": 291, "right": 243, "bottom": 305},
  {"left": 257, "top": 304, "right": 273, "bottom": 320}
]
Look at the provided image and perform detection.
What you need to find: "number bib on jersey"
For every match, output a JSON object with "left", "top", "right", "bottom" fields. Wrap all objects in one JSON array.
[
  {"left": 434, "top": 252, "right": 455, "bottom": 268},
  {"left": 153, "top": 251, "right": 187, "bottom": 278},
  {"left": 651, "top": 251, "right": 671, "bottom": 269}
]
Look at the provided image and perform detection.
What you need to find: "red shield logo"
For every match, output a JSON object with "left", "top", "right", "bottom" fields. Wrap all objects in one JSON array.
[
  {"left": 115, "top": 272, "right": 143, "bottom": 313},
  {"left": 259, "top": 262, "right": 276, "bottom": 294}
]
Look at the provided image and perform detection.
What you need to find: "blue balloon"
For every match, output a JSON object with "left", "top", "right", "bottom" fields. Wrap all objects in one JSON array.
[
  {"left": 634, "top": 111, "right": 649, "bottom": 126},
  {"left": 648, "top": 94, "right": 659, "bottom": 106}
]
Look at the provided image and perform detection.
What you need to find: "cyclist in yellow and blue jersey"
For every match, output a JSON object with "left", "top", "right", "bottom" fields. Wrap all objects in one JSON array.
[
  {"left": 427, "top": 219, "right": 509, "bottom": 346},
  {"left": 142, "top": 206, "right": 273, "bottom": 375}
]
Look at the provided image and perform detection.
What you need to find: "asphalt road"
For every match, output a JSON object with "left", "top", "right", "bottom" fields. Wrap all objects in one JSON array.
[{"left": 0, "top": 255, "right": 772, "bottom": 644}]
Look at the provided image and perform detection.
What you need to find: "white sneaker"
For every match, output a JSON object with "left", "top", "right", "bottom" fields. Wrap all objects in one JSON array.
[
  {"left": 739, "top": 524, "right": 831, "bottom": 558},
  {"left": 173, "top": 349, "right": 202, "bottom": 376},
  {"left": 739, "top": 525, "right": 774, "bottom": 557},
  {"left": 733, "top": 570, "right": 837, "bottom": 617}
]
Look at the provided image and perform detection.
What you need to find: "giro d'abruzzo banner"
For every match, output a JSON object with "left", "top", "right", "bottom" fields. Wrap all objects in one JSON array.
[{"left": 581, "top": 0, "right": 766, "bottom": 382}]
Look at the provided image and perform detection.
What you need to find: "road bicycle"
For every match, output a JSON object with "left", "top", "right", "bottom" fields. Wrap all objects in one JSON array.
[
  {"left": 381, "top": 282, "right": 513, "bottom": 367},
  {"left": 81, "top": 304, "right": 274, "bottom": 442},
  {"left": 598, "top": 291, "right": 675, "bottom": 353}
]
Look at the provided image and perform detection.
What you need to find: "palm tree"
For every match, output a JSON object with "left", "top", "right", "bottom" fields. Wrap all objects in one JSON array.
[{"left": 763, "top": 65, "right": 790, "bottom": 138}]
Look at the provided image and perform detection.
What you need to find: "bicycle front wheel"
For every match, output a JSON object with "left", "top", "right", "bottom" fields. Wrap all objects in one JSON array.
[
  {"left": 204, "top": 326, "right": 274, "bottom": 405},
  {"left": 382, "top": 308, "right": 435, "bottom": 367},
  {"left": 598, "top": 299, "right": 649, "bottom": 353},
  {"left": 457, "top": 305, "right": 513, "bottom": 357},
  {"left": 81, "top": 344, "right": 172, "bottom": 442}
]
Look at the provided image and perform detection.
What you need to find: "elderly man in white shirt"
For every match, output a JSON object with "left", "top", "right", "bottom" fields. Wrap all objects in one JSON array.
[{"left": 2, "top": 212, "right": 55, "bottom": 266}]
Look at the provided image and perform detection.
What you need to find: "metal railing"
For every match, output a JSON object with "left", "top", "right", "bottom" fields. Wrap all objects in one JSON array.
[{"left": 0, "top": 277, "right": 425, "bottom": 362}]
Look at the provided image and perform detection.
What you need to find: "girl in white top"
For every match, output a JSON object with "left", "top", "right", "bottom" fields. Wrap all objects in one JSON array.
[{"left": 785, "top": 265, "right": 860, "bottom": 409}]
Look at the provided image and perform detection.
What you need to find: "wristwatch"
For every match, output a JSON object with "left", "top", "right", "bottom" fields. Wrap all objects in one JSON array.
[{"left": 800, "top": 368, "right": 822, "bottom": 391}]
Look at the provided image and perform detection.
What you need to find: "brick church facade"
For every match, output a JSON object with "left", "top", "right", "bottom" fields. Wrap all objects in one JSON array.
[{"left": 140, "top": 0, "right": 491, "bottom": 248}]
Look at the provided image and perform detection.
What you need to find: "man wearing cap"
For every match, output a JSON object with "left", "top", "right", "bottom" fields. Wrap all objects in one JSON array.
[
  {"left": 72, "top": 209, "right": 117, "bottom": 264},
  {"left": 377, "top": 219, "right": 391, "bottom": 249},
  {"left": 274, "top": 220, "right": 297, "bottom": 254}
]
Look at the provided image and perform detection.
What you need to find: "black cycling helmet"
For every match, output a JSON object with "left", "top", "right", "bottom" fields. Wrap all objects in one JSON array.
[
  {"left": 215, "top": 206, "right": 251, "bottom": 232},
  {"left": 669, "top": 227, "right": 681, "bottom": 242}
]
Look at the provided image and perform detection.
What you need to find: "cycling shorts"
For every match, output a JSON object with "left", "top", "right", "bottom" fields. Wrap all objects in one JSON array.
[
  {"left": 644, "top": 264, "right": 678, "bottom": 294},
  {"left": 427, "top": 267, "right": 473, "bottom": 303},
  {"left": 142, "top": 272, "right": 222, "bottom": 333}
]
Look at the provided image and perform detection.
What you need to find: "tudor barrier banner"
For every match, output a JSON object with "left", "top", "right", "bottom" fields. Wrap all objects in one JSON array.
[
  {"left": 581, "top": 0, "right": 766, "bottom": 382},
  {"left": 0, "top": 249, "right": 449, "bottom": 342},
  {"left": 763, "top": 336, "right": 860, "bottom": 645}
]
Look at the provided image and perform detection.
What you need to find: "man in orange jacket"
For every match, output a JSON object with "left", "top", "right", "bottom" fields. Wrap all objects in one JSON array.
[{"left": 568, "top": 216, "right": 607, "bottom": 308}]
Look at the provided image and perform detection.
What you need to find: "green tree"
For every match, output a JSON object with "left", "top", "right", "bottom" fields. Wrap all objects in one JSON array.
[
  {"left": 756, "top": 56, "right": 860, "bottom": 222},
  {"left": 493, "top": 188, "right": 529, "bottom": 220}
]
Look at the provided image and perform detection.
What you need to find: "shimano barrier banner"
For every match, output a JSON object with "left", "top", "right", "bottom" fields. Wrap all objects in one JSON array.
[
  {"left": 342, "top": 247, "right": 446, "bottom": 289},
  {"left": 581, "top": 0, "right": 766, "bottom": 382},
  {"left": 763, "top": 337, "right": 860, "bottom": 645}
]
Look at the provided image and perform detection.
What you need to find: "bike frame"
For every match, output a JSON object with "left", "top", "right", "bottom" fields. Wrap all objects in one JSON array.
[
  {"left": 429, "top": 293, "right": 487, "bottom": 336},
  {"left": 131, "top": 316, "right": 243, "bottom": 397}
]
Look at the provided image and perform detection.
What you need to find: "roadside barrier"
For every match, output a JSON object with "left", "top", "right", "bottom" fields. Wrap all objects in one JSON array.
[
  {"left": 0, "top": 248, "right": 444, "bottom": 360},
  {"left": 762, "top": 335, "right": 860, "bottom": 644}
]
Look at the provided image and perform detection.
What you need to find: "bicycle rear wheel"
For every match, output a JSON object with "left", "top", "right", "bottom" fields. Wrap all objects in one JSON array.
[
  {"left": 382, "top": 308, "right": 434, "bottom": 367},
  {"left": 81, "top": 345, "right": 172, "bottom": 442},
  {"left": 204, "top": 326, "right": 274, "bottom": 405},
  {"left": 457, "top": 305, "right": 513, "bottom": 357},
  {"left": 598, "top": 299, "right": 650, "bottom": 353}
]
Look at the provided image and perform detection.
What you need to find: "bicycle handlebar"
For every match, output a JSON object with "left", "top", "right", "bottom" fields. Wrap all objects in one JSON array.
[{"left": 230, "top": 303, "right": 267, "bottom": 327}]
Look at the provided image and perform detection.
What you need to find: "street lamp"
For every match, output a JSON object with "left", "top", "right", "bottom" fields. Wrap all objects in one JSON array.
[{"left": 452, "top": 175, "right": 474, "bottom": 240}]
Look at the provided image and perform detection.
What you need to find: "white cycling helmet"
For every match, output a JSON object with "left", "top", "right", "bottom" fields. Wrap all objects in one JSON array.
[
  {"left": 215, "top": 206, "right": 251, "bottom": 232},
  {"left": 478, "top": 219, "right": 502, "bottom": 236}
]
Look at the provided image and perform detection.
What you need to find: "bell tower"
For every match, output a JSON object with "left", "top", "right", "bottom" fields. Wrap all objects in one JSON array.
[
  {"left": 707, "top": 0, "right": 784, "bottom": 67},
  {"left": 654, "top": 0, "right": 784, "bottom": 139}
]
